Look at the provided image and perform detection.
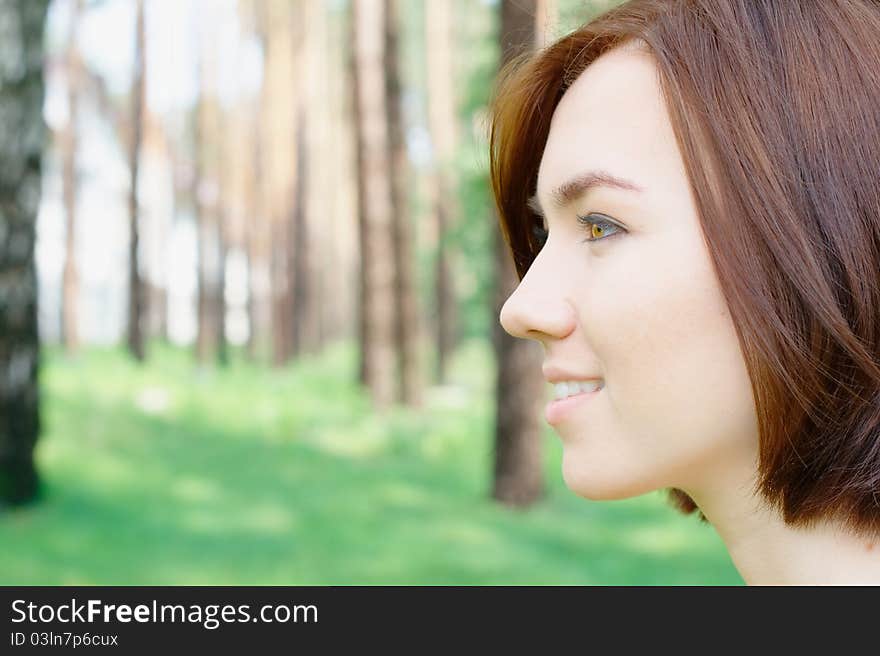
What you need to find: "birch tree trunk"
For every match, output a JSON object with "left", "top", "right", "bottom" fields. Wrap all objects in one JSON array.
[{"left": 0, "top": 0, "right": 49, "bottom": 507}]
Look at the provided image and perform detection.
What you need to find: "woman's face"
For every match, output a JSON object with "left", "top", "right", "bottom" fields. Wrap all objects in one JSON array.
[{"left": 499, "top": 43, "right": 759, "bottom": 501}]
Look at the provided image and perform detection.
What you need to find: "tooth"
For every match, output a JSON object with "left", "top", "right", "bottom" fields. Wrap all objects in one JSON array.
[{"left": 552, "top": 380, "right": 604, "bottom": 400}]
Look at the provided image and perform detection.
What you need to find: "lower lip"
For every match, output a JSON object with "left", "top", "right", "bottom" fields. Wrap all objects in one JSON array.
[{"left": 545, "top": 386, "right": 604, "bottom": 426}]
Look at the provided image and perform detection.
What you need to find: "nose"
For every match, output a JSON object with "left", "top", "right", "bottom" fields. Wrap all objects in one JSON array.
[{"left": 498, "top": 254, "right": 576, "bottom": 342}]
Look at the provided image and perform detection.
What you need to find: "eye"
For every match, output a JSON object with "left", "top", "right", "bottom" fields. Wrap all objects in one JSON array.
[{"left": 576, "top": 213, "right": 624, "bottom": 243}]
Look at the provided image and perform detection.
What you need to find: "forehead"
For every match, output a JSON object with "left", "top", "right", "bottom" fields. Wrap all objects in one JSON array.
[{"left": 536, "top": 45, "right": 674, "bottom": 200}]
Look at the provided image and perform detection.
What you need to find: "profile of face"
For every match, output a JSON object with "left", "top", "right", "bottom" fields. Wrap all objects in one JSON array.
[{"left": 499, "top": 43, "right": 761, "bottom": 503}]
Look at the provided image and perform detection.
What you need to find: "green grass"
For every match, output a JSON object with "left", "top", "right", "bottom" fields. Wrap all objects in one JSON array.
[{"left": 0, "top": 338, "right": 743, "bottom": 585}]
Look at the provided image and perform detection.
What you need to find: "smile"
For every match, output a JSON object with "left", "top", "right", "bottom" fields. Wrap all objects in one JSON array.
[
  {"left": 552, "top": 380, "right": 603, "bottom": 400},
  {"left": 545, "top": 382, "right": 604, "bottom": 426}
]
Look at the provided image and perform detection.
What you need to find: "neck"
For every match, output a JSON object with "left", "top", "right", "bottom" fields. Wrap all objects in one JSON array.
[{"left": 681, "top": 451, "right": 880, "bottom": 585}]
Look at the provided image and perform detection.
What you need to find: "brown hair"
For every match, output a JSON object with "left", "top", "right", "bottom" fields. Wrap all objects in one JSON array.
[{"left": 489, "top": 0, "right": 880, "bottom": 536}]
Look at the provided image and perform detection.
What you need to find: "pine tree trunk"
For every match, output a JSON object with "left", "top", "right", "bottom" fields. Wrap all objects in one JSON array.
[
  {"left": 535, "top": 0, "right": 558, "bottom": 48},
  {"left": 491, "top": 0, "right": 546, "bottom": 507},
  {"left": 256, "top": 0, "right": 302, "bottom": 368},
  {"left": 127, "top": 0, "right": 146, "bottom": 362},
  {"left": 290, "top": 107, "right": 312, "bottom": 357},
  {"left": 193, "top": 27, "right": 227, "bottom": 367},
  {"left": 193, "top": 72, "right": 212, "bottom": 364},
  {"left": 352, "top": 0, "right": 397, "bottom": 408},
  {"left": 0, "top": 0, "right": 49, "bottom": 507},
  {"left": 147, "top": 128, "right": 171, "bottom": 344},
  {"left": 245, "top": 171, "right": 258, "bottom": 359},
  {"left": 61, "top": 0, "right": 82, "bottom": 355},
  {"left": 147, "top": 280, "right": 167, "bottom": 342},
  {"left": 271, "top": 218, "right": 290, "bottom": 366},
  {"left": 321, "top": 2, "right": 358, "bottom": 348},
  {"left": 248, "top": 54, "right": 272, "bottom": 363},
  {"left": 215, "top": 90, "right": 231, "bottom": 368},
  {"left": 216, "top": 208, "right": 228, "bottom": 367},
  {"left": 295, "top": 0, "right": 333, "bottom": 357},
  {"left": 425, "top": 0, "right": 459, "bottom": 385},
  {"left": 302, "top": 0, "right": 337, "bottom": 352},
  {"left": 385, "top": 0, "right": 422, "bottom": 406},
  {"left": 245, "top": 124, "right": 269, "bottom": 362},
  {"left": 348, "top": 6, "right": 370, "bottom": 386}
]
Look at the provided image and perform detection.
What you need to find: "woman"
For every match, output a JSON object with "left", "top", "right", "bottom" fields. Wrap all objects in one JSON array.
[{"left": 489, "top": 0, "right": 880, "bottom": 584}]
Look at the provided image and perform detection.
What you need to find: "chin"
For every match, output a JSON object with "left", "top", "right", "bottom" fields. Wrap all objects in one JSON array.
[{"left": 560, "top": 450, "right": 657, "bottom": 501}]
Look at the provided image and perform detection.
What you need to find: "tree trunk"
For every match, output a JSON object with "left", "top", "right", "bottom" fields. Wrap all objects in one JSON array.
[
  {"left": 385, "top": 0, "right": 422, "bottom": 407},
  {"left": 491, "top": 0, "right": 546, "bottom": 507},
  {"left": 434, "top": 203, "right": 457, "bottom": 384},
  {"left": 270, "top": 218, "right": 290, "bottom": 365},
  {"left": 247, "top": 19, "right": 273, "bottom": 364},
  {"left": 147, "top": 280, "right": 167, "bottom": 342},
  {"left": 425, "top": 0, "right": 459, "bottom": 385},
  {"left": 193, "top": 26, "right": 227, "bottom": 367},
  {"left": 303, "top": 0, "right": 343, "bottom": 351},
  {"left": 216, "top": 206, "right": 228, "bottom": 367},
  {"left": 348, "top": 6, "right": 369, "bottom": 385},
  {"left": 245, "top": 121, "right": 270, "bottom": 362},
  {"left": 146, "top": 120, "right": 171, "bottom": 344},
  {"left": 256, "top": 0, "right": 302, "bottom": 368},
  {"left": 61, "top": 0, "right": 82, "bottom": 355},
  {"left": 535, "top": 0, "right": 558, "bottom": 48},
  {"left": 290, "top": 106, "right": 314, "bottom": 357},
  {"left": 215, "top": 93, "right": 230, "bottom": 368},
  {"left": 193, "top": 73, "right": 217, "bottom": 364},
  {"left": 0, "top": 0, "right": 49, "bottom": 507},
  {"left": 294, "top": 0, "right": 334, "bottom": 357},
  {"left": 320, "top": 0, "right": 358, "bottom": 348},
  {"left": 352, "top": 0, "right": 397, "bottom": 408},
  {"left": 127, "top": 0, "right": 146, "bottom": 362},
  {"left": 193, "top": 70, "right": 212, "bottom": 364}
]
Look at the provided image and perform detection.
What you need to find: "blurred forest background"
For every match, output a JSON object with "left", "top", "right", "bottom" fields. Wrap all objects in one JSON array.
[{"left": 0, "top": 0, "right": 741, "bottom": 584}]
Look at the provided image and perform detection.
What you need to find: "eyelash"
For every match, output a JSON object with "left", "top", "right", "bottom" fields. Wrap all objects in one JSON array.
[
  {"left": 577, "top": 213, "right": 624, "bottom": 243},
  {"left": 532, "top": 213, "right": 624, "bottom": 248}
]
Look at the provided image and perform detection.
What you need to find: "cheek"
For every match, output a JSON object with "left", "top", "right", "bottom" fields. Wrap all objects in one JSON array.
[{"left": 583, "top": 233, "right": 758, "bottom": 474}]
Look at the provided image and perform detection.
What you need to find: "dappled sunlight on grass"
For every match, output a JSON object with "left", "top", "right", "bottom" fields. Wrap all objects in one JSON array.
[{"left": 0, "top": 339, "right": 743, "bottom": 585}]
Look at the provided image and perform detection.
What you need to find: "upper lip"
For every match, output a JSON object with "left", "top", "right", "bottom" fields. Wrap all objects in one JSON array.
[{"left": 542, "top": 364, "right": 603, "bottom": 384}]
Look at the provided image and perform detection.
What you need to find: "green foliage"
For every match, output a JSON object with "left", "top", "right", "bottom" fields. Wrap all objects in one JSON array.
[
  {"left": 446, "top": 0, "right": 498, "bottom": 341},
  {"left": 451, "top": 146, "right": 495, "bottom": 340},
  {"left": 0, "top": 340, "right": 743, "bottom": 584}
]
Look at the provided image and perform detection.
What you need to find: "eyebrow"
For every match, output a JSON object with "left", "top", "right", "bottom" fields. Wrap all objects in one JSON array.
[{"left": 527, "top": 169, "right": 644, "bottom": 217}]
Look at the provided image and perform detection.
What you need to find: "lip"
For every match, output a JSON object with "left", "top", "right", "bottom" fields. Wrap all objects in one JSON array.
[
  {"left": 542, "top": 364, "right": 603, "bottom": 385},
  {"left": 545, "top": 385, "right": 604, "bottom": 426}
]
